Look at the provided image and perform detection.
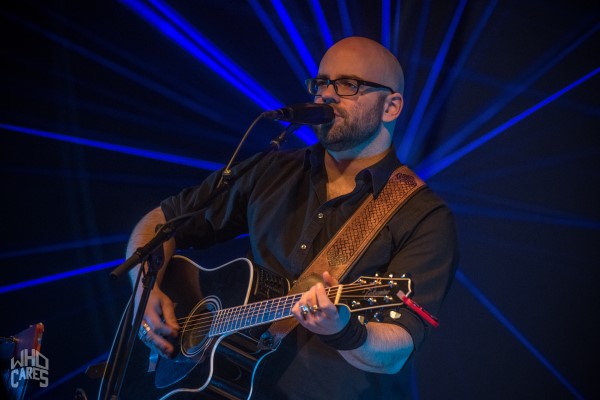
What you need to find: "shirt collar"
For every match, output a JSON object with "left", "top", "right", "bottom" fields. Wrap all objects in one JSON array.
[{"left": 303, "top": 144, "right": 403, "bottom": 197}]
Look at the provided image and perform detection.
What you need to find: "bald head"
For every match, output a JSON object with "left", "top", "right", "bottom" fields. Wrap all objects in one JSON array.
[{"left": 319, "top": 37, "right": 404, "bottom": 94}]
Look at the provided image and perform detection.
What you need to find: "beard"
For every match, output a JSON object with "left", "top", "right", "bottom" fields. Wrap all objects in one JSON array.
[{"left": 312, "top": 95, "right": 386, "bottom": 152}]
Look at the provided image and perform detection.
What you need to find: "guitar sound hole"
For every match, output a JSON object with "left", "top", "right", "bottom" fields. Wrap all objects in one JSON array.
[{"left": 180, "top": 296, "right": 220, "bottom": 357}]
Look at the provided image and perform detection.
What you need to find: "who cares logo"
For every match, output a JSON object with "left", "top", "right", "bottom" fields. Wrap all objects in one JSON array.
[{"left": 10, "top": 349, "right": 49, "bottom": 388}]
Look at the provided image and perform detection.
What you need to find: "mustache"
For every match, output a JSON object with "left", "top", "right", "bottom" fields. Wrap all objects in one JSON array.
[{"left": 330, "top": 106, "right": 347, "bottom": 118}]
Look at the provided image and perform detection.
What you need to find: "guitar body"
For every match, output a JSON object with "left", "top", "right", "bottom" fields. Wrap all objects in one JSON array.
[
  {"left": 100, "top": 255, "right": 413, "bottom": 399},
  {"left": 111, "top": 255, "right": 289, "bottom": 400}
]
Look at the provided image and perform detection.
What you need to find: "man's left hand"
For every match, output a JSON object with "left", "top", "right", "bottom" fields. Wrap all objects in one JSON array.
[{"left": 292, "top": 271, "right": 351, "bottom": 335}]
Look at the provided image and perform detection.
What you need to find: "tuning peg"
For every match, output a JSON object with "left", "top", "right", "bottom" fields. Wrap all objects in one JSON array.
[
  {"left": 374, "top": 312, "right": 384, "bottom": 322},
  {"left": 351, "top": 300, "right": 360, "bottom": 308},
  {"left": 388, "top": 273, "right": 394, "bottom": 278}
]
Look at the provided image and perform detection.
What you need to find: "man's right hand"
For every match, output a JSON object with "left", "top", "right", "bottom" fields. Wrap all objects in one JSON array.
[{"left": 137, "top": 287, "right": 180, "bottom": 358}]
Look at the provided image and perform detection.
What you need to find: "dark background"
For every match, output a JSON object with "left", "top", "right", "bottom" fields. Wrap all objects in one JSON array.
[{"left": 1, "top": 1, "right": 599, "bottom": 399}]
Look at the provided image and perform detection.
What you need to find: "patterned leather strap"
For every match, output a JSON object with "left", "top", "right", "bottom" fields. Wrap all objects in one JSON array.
[{"left": 260, "top": 165, "right": 426, "bottom": 349}]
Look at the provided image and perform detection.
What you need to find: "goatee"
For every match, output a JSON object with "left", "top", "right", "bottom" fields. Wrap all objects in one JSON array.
[{"left": 313, "top": 95, "right": 386, "bottom": 152}]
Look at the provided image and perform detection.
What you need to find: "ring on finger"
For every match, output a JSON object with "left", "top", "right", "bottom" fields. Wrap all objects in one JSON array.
[
  {"left": 138, "top": 320, "right": 152, "bottom": 340},
  {"left": 310, "top": 305, "right": 320, "bottom": 314},
  {"left": 300, "top": 305, "right": 310, "bottom": 316}
]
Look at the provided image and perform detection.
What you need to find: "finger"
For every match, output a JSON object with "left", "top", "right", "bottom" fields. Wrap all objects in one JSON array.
[
  {"left": 145, "top": 330, "right": 175, "bottom": 357},
  {"left": 314, "top": 283, "right": 338, "bottom": 317},
  {"left": 149, "top": 298, "right": 178, "bottom": 337},
  {"left": 291, "top": 301, "right": 304, "bottom": 320},
  {"left": 160, "top": 298, "right": 180, "bottom": 335},
  {"left": 305, "top": 286, "right": 320, "bottom": 310},
  {"left": 322, "top": 271, "right": 339, "bottom": 287}
]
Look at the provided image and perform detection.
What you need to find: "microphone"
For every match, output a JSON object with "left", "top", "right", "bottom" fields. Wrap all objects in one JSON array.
[{"left": 262, "top": 103, "right": 334, "bottom": 125}]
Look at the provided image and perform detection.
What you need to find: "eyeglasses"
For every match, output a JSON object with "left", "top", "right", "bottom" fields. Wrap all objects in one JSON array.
[{"left": 305, "top": 78, "right": 395, "bottom": 96}]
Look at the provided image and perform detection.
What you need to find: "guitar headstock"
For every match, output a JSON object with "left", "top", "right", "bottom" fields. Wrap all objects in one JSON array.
[{"left": 334, "top": 274, "right": 412, "bottom": 322}]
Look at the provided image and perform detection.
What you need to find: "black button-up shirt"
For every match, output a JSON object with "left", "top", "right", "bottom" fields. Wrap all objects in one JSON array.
[{"left": 161, "top": 143, "right": 458, "bottom": 399}]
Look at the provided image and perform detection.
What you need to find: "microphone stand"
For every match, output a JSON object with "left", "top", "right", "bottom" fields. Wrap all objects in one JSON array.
[{"left": 100, "top": 117, "right": 300, "bottom": 400}]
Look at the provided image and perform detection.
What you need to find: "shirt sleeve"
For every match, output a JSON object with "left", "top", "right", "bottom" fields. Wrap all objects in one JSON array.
[
  {"left": 159, "top": 151, "right": 269, "bottom": 249},
  {"left": 381, "top": 189, "right": 459, "bottom": 350}
]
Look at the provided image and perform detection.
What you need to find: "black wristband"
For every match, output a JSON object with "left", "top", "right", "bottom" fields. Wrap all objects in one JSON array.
[{"left": 318, "top": 316, "right": 368, "bottom": 350}]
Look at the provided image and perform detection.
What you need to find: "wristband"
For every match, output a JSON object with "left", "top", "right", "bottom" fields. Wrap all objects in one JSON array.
[{"left": 318, "top": 316, "right": 368, "bottom": 350}]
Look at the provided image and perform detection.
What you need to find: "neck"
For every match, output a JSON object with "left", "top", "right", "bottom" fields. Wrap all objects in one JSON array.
[
  {"left": 324, "top": 147, "right": 391, "bottom": 200},
  {"left": 325, "top": 147, "right": 391, "bottom": 176}
]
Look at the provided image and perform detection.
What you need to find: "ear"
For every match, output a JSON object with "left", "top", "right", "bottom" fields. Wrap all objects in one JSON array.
[{"left": 382, "top": 93, "right": 403, "bottom": 122}]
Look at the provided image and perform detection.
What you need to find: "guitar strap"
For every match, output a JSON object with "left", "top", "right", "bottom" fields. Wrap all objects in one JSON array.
[{"left": 259, "top": 164, "right": 426, "bottom": 349}]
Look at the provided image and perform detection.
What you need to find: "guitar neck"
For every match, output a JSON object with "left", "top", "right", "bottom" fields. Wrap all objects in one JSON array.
[{"left": 209, "top": 288, "right": 338, "bottom": 336}]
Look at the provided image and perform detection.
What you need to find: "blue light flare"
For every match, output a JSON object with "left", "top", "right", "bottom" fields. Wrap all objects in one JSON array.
[
  {"left": 122, "top": 0, "right": 274, "bottom": 110},
  {"left": 398, "top": 0, "right": 467, "bottom": 164},
  {"left": 1, "top": 123, "right": 224, "bottom": 170},
  {"left": 7, "top": 10, "right": 231, "bottom": 127},
  {"left": 309, "top": 0, "right": 334, "bottom": 48},
  {"left": 0, "top": 234, "right": 129, "bottom": 260},
  {"left": 413, "top": 0, "right": 497, "bottom": 147},
  {"left": 449, "top": 203, "right": 600, "bottom": 230},
  {"left": 418, "top": 22, "right": 600, "bottom": 170},
  {"left": 0, "top": 259, "right": 124, "bottom": 295},
  {"left": 381, "top": 0, "right": 391, "bottom": 50},
  {"left": 248, "top": 0, "right": 308, "bottom": 83},
  {"left": 391, "top": 0, "right": 402, "bottom": 52},
  {"left": 270, "top": 0, "right": 318, "bottom": 77},
  {"left": 31, "top": 352, "right": 110, "bottom": 399},
  {"left": 399, "top": 0, "right": 430, "bottom": 119},
  {"left": 418, "top": 67, "right": 600, "bottom": 179},
  {"left": 456, "top": 269, "right": 584, "bottom": 399},
  {"left": 338, "top": 0, "right": 353, "bottom": 37},
  {"left": 123, "top": 0, "right": 316, "bottom": 144}
]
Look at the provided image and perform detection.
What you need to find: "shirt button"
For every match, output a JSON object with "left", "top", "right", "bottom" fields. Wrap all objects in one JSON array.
[
  {"left": 300, "top": 244, "right": 308, "bottom": 250},
  {"left": 317, "top": 212, "right": 324, "bottom": 219}
]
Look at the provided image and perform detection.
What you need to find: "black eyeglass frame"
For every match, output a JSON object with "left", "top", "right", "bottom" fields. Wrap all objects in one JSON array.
[{"left": 305, "top": 77, "right": 395, "bottom": 96}]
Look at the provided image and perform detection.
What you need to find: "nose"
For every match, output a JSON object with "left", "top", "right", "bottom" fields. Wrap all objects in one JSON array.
[{"left": 319, "top": 82, "right": 339, "bottom": 104}]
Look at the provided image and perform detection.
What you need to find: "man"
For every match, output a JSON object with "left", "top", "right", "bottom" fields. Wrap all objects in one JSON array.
[{"left": 127, "top": 36, "right": 458, "bottom": 399}]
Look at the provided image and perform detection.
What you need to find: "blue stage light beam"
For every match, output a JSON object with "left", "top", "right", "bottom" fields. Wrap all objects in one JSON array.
[
  {"left": 309, "top": 0, "right": 334, "bottom": 48},
  {"left": 398, "top": 0, "right": 467, "bottom": 164},
  {"left": 248, "top": 0, "right": 308, "bottom": 83},
  {"left": 419, "top": 21, "right": 600, "bottom": 169},
  {"left": 1, "top": 124, "right": 224, "bottom": 171},
  {"left": 338, "top": 0, "right": 353, "bottom": 38},
  {"left": 270, "top": 0, "right": 319, "bottom": 77},
  {"left": 0, "top": 259, "right": 124, "bottom": 295},
  {"left": 0, "top": 234, "right": 129, "bottom": 260},
  {"left": 449, "top": 203, "right": 600, "bottom": 230},
  {"left": 147, "top": 0, "right": 279, "bottom": 108},
  {"left": 122, "top": 0, "right": 273, "bottom": 110},
  {"left": 31, "top": 352, "right": 110, "bottom": 399},
  {"left": 400, "top": 0, "right": 430, "bottom": 127},
  {"left": 415, "top": 0, "right": 497, "bottom": 145},
  {"left": 418, "top": 67, "right": 600, "bottom": 179},
  {"left": 456, "top": 269, "right": 585, "bottom": 399},
  {"left": 124, "top": 0, "right": 316, "bottom": 144},
  {"left": 6, "top": 11, "right": 232, "bottom": 127},
  {"left": 391, "top": 0, "right": 402, "bottom": 53},
  {"left": 381, "top": 0, "right": 392, "bottom": 50}
]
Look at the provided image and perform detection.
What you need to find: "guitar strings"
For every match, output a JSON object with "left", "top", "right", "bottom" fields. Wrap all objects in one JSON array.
[
  {"left": 161, "top": 282, "right": 401, "bottom": 338},
  {"left": 172, "top": 282, "right": 372, "bottom": 326},
  {"left": 175, "top": 282, "right": 395, "bottom": 329}
]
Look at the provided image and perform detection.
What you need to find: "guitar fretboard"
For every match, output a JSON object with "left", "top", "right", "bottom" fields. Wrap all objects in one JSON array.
[{"left": 208, "top": 293, "right": 303, "bottom": 336}]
